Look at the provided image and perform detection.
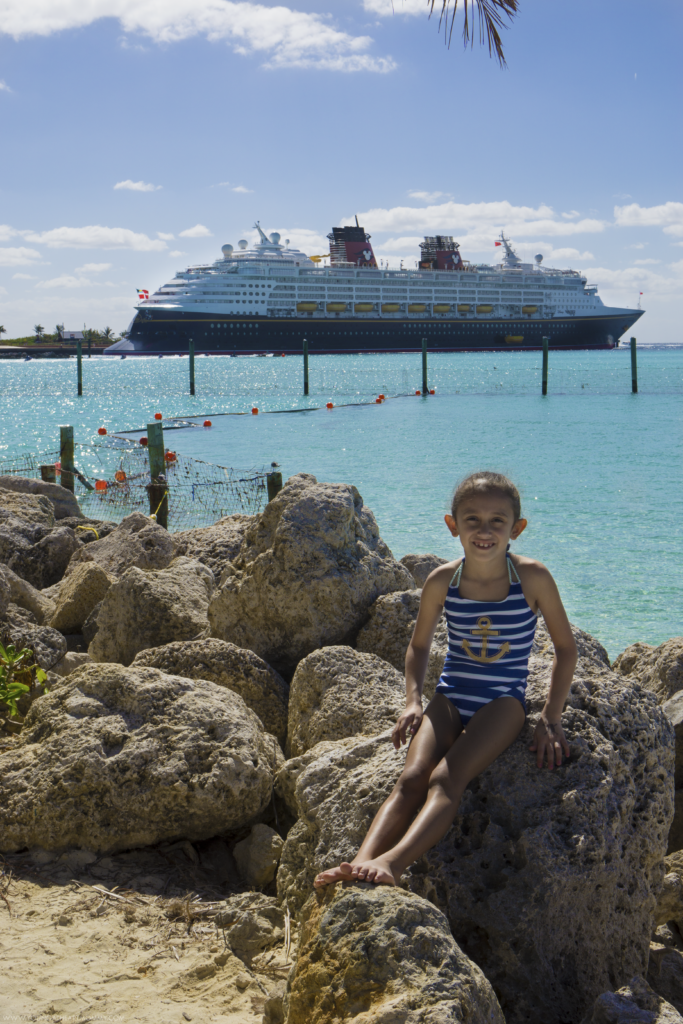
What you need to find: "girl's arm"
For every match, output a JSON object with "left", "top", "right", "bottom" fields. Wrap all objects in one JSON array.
[{"left": 392, "top": 564, "right": 455, "bottom": 750}]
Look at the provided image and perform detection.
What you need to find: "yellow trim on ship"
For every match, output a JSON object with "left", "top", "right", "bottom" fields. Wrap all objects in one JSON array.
[
  {"left": 326, "top": 302, "right": 347, "bottom": 312},
  {"left": 381, "top": 303, "right": 401, "bottom": 313},
  {"left": 476, "top": 305, "right": 493, "bottom": 314},
  {"left": 296, "top": 302, "right": 318, "bottom": 313},
  {"left": 354, "top": 303, "right": 374, "bottom": 313}
]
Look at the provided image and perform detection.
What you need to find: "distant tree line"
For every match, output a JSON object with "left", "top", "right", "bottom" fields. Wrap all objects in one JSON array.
[{"left": 0, "top": 324, "right": 124, "bottom": 345}]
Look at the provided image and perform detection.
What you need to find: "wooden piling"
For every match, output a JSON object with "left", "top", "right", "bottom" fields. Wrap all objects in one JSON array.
[
  {"left": 542, "top": 337, "right": 549, "bottom": 396},
  {"left": 40, "top": 465, "right": 56, "bottom": 483},
  {"left": 267, "top": 471, "right": 283, "bottom": 503},
  {"left": 59, "top": 425, "right": 75, "bottom": 493},
  {"left": 303, "top": 338, "right": 309, "bottom": 396},
  {"left": 77, "top": 340, "right": 83, "bottom": 396},
  {"left": 422, "top": 338, "right": 428, "bottom": 395},
  {"left": 630, "top": 337, "right": 638, "bottom": 393},
  {"left": 146, "top": 421, "right": 168, "bottom": 528},
  {"left": 189, "top": 339, "right": 195, "bottom": 396}
]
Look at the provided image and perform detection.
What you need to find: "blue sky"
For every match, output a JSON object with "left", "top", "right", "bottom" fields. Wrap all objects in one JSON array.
[{"left": 1, "top": 0, "right": 681, "bottom": 341}]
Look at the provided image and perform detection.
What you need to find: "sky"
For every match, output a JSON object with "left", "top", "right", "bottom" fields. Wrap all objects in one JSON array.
[{"left": 0, "top": 0, "right": 681, "bottom": 341}]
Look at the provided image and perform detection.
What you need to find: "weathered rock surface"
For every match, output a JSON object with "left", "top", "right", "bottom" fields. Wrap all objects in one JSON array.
[
  {"left": 214, "top": 892, "right": 285, "bottom": 956},
  {"left": 0, "top": 662, "right": 283, "bottom": 854},
  {"left": 581, "top": 976, "right": 683, "bottom": 1024},
  {"left": 0, "top": 487, "right": 55, "bottom": 526},
  {"left": 648, "top": 943, "right": 683, "bottom": 1015},
  {"left": 6, "top": 526, "right": 81, "bottom": 590},
  {"left": 284, "top": 884, "right": 505, "bottom": 1024},
  {"left": 89, "top": 557, "right": 214, "bottom": 666},
  {"left": 67, "top": 511, "right": 177, "bottom": 577},
  {"left": 275, "top": 737, "right": 361, "bottom": 819},
  {"left": 277, "top": 639, "right": 674, "bottom": 1024},
  {"left": 657, "top": 852, "right": 683, "bottom": 928},
  {"left": 82, "top": 600, "right": 102, "bottom": 647},
  {"left": 1, "top": 620, "right": 67, "bottom": 671},
  {"left": 233, "top": 824, "right": 284, "bottom": 887},
  {"left": 664, "top": 693, "right": 683, "bottom": 789},
  {"left": 50, "top": 651, "right": 92, "bottom": 678},
  {"left": 0, "top": 476, "right": 83, "bottom": 520},
  {"left": 614, "top": 638, "right": 683, "bottom": 704},
  {"left": 59, "top": 516, "right": 118, "bottom": 543},
  {"left": 208, "top": 474, "right": 414, "bottom": 676},
  {"left": 173, "top": 514, "right": 253, "bottom": 580},
  {"left": 286, "top": 646, "right": 405, "bottom": 758},
  {"left": 132, "top": 639, "right": 289, "bottom": 746},
  {"left": 0, "top": 566, "right": 9, "bottom": 620},
  {"left": 400, "top": 551, "right": 449, "bottom": 587},
  {"left": 356, "top": 589, "right": 448, "bottom": 699},
  {"left": 0, "top": 564, "right": 55, "bottom": 625},
  {"left": 49, "top": 561, "right": 113, "bottom": 634}
]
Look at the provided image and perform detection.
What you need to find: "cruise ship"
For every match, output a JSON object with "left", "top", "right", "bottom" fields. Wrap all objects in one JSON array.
[{"left": 105, "top": 221, "right": 643, "bottom": 355}]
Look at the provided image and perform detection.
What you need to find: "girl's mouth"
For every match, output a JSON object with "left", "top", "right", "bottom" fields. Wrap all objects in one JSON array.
[{"left": 472, "top": 540, "right": 495, "bottom": 549}]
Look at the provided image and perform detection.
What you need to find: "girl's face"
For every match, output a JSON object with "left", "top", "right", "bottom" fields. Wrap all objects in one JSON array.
[{"left": 444, "top": 491, "right": 527, "bottom": 564}]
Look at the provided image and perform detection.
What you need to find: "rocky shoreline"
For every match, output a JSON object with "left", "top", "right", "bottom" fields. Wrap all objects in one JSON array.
[{"left": 1, "top": 472, "right": 682, "bottom": 1023}]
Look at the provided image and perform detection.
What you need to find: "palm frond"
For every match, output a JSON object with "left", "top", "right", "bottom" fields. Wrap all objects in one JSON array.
[{"left": 428, "top": 0, "right": 519, "bottom": 68}]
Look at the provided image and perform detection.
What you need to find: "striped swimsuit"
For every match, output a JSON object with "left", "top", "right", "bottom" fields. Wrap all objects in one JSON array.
[{"left": 435, "top": 554, "right": 538, "bottom": 724}]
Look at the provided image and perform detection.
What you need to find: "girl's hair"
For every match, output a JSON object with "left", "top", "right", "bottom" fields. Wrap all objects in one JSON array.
[{"left": 451, "top": 471, "right": 522, "bottom": 521}]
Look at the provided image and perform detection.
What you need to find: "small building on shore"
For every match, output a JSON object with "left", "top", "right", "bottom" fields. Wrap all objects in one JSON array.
[{"left": 58, "top": 330, "right": 84, "bottom": 342}]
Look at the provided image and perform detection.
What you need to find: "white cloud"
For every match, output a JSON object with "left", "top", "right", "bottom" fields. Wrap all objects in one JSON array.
[
  {"left": 0, "top": 80, "right": 11, "bottom": 92},
  {"left": 157, "top": 231, "right": 174, "bottom": 240},
  {"left": 0, "top": 0, "right": 396, "bottom": 73},
  {"left": 169, "top": 250, "right": 185, "bottom": 257},
  {"left": 0, "top": 246, "right": 42, "bottom": 266},
  {"left": 216, "top": 181, "right": 231, "bottom": 187},
  {"left": 179, "top": 223, "right": 213, "bottom": 238},
  {"left": 633, "top": 258, "right": 660, "bottom": 266},
  {"left": 22, "top": 226, "right": 166, "bottom": 251},
  {"left": 561, "top": 211, "right": 580, "bottom": 219},
  {"left": 75, "top": 262, "right": 112, "bottom": 273},
  {"left": 614, "top": 202, "right": 683, "bottom": 237},
  {"left": 114, "top": 179, "right": 162, "bottom": 192},
  {"left": 232, "top": 185, "right": 253, "bottom": 194},
  {"left": 408, "top": 190, "right": 448, "bottom": 203},
  {"left": 587, "top": 261, "right": 683, "bottom": 303},
  {"left": 362, "top": 0, "right": 425, "bottom": 14},
  {"left": 36, "top": 275, "right": 93, "bottom": 290},
  {"left": 0, "top": 286, "right": 7, "bottom": 295},
  {"left": 12, "top": 272, "right": 36, "bottom": 279},
  {"left": 0, "top": 225, "right": 20, "bottom": 242}
]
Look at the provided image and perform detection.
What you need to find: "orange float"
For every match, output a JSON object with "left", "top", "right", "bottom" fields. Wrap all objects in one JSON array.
[
  {"left": 140, "top": 437, "right": 148, "bottom": 446},
  {"left": 252, "top": 407, "right": 259, "bottom": 415},
  {"left": 164, "top": 451, "right": 177, "bottom": 463},
  {"left": 95, "top": 480, "right": 108, "bottom": 492},
  {"left": 115, "top": 470, "right": 126, "bottom": 482},
  {"left": 97, "top": 427, "right": 107, "bottom": 436},
  {"left": 415, "top": 390, "right": 421, "bottom": 396},
  {"left": 203, "top": 420, "right": 212, "bottom": 427},
  {"left": 154, "top": 412, "right": 162, "bottom": 420},
  {"left": 429, "top": 389, "right": 435, "bottom": 395},
  {"left": 326, "top": 402, "right": 334, "bottom": 409}
]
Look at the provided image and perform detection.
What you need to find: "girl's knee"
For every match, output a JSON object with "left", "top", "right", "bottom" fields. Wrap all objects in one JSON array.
[
  {"left": 395, "top": 764, "right": 432, "bottom": 801},
  {"left": 428, "top": 764, "right": 466, "bottom": 803}
]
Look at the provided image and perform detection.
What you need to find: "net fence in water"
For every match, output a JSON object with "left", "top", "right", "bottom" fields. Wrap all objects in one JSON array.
[{"left": 0, "top": 441, "right": 271, "bottom": 531}]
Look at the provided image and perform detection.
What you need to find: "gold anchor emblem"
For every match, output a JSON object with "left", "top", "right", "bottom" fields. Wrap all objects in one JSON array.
[{"left": 461, "top": 616, "right": 510, "bottom": 664}]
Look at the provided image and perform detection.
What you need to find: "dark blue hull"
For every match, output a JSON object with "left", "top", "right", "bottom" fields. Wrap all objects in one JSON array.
[{"left": 110, "top": 309, "right": 644, "bottom": 355}]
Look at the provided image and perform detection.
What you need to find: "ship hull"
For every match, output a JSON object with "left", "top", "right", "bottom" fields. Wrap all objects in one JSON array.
[{"left": 106, "top": 309, "right": 644, "bottom": 355}]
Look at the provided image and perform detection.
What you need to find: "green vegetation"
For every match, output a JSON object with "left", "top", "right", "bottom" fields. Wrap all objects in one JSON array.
[
  {"left": 0, "top": 326, "right": 119, "bottom": 347},
  {"left": 0, "top": 640, "right": 48, "bottom": 734}
]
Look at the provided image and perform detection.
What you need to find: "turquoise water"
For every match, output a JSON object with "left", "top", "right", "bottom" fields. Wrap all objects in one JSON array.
[{"left": 1, "top": 348, "right": 681, "bottom": 658}]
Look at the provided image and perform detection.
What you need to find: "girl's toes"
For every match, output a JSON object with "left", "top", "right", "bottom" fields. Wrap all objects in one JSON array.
[
  {"left": 339, "top": 862, "right": 354, "bottom": 877},
  {"left": 366, "top": 867, "right": 377, "bottom": 881}
]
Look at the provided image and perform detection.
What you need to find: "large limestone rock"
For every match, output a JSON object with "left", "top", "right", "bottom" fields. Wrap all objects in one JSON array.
[
  {"left": 49, "top": 561, "right": 113, "bottom": 634},
  {"left": 132, "top": 638, "right": 289, "bottom": 747},
  {"left": 89, "top": 557, "right": 214, "bottom": 666},
  {"left": 0, "top": 566, "right": 9, "bottom": 620},
  {"left": 67, "top": 511, "right": 177, "bottom": 577},
  {"left": 648, "top": 941, "right": 683, "bottom": 1016},
  {"left": 233, "top": 824, "right": 284, "bottom": 887},
  {"left": 614, "top": 638, "right": 683, "bottom": 704},
  {"left": 285, "top": 884, "right": 505, "bottom": 1024},
  {"left": 662, "top": 694, "right": 683, "bottom": 852},
  {"left": 0, "top": 487, "right": 56, "bottom": 526},
  {"left": 0, "top": 476, "right": 82, "bottom": 520},
  {"left": 286, "top": 646, "right": 405, "bottom": 758},
  {"left": 581, "top": 976, "right": 683, "bottom": 1024},
  {"left": 2, "top": 620, "right": 67, "bottom": 670},
  {"left": 400, "top": 551, "right": 449, "bottom": 587},
  {"left": 277, "top": 638, "right": 674, "bottom": 1024},
  {"left": 356, "top": 589, "right": 448, "bottom": 699},
  {"left": 173, "top": 514, "right": 254, "bottom": 580},
  {"left": 214, "top": 892, "right": 285, "bottom": 956},
  {"left": 208, "top": 474, "right": 414, "bottom": 677},
  {"left": 0, "top": 662, "right": 283, "bottom": 854},
  {"left": 0, "top": 564, "right": 55, "bottom": 625},
  {"left": 5, "top": 525, "right": 81, "bottom": 589}
]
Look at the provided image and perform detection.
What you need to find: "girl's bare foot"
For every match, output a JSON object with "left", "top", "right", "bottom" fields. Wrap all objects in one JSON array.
[
  {"left": 314, "top": 856, "right": 398, "bottom": 888},
  {"left": 314, "top": 861, "right": 355, "bottom": 887}
]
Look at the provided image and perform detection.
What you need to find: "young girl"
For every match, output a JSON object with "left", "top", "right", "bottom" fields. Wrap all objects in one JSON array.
[{"left": 315, "top": 471, "right": 578, "bottom": 889}]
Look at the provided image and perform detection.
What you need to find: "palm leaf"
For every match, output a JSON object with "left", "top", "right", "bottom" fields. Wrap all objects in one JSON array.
[{"left": 428, "top": 0, "right": 519, "bottom": 67}]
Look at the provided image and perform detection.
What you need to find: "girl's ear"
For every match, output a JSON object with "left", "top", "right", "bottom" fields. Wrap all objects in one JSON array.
[
  {"left": 511, "top": 518, "right": 528, "bottom": 539},
  {"left": 444, "top": 514, "right": 458, "bottom": 537}
]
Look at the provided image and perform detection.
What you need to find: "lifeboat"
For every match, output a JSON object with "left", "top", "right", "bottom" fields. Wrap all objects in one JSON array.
[
  {"left": 522, "top": 305, "right": 538, "bottom": 314},
  {"left": 297, "top": 302, "right": 317, "bottom": 312},
  {"left": 381, "top": 303, "right": 401, "bottom": 313},
  {"left": 354, "top": 303, "right": 374, "bottom": 313},
  {"left": 457, "top": 304, "right": 471, "bottom": 313},
  {"left": 408, "top": 304, "right": 426, "bottom": 313},
  {"left": 433, "top": 304, "right": 451, "bottom": 314},
  {"left": 326, "top": 302, "right": 347, "bottom": 313},
  {"left": 476, "top": 305, "right": 493, "bottom": 314},
  {"left": 505, "top": 335, "right": 524, "bottom": 344}
]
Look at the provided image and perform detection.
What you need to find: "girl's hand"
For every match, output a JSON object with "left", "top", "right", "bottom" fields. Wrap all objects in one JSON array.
[
  {"left": 529, "top": 714, "right": 570, "bottom": 769},
  {"left": 392, "top": 703, "right": 423, "bottom": 749}
]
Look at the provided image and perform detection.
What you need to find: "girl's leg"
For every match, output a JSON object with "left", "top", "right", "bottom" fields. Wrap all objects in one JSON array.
[
  {"left": 314, "top": 695, "right": 462, "bottom": 887},
  {"left": 352, "top": 696, "right": 525, "bottom": 885}
]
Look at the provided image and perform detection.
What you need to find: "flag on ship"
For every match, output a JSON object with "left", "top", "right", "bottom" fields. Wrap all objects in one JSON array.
[{"left": 137, "top": 289, "right": 149, "bottom": 300}]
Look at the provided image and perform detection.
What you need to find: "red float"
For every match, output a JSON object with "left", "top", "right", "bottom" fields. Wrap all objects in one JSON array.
[
  {"left": 97, "top": 427, "right": 107, "bottom": 436},
  {"left": 95, "top": 480, "right": 108, "bottom": 492},
  {"left": 326, "top": 402, "right": 334, "bottom": 409},
  {"left": 252, "top": 407, "right": 259, "bottom": 415},
  {"left": 154, "top": 412, "right": 162, "bottom": 420},
  {"left": 140, "top": 437, "right": 148, "bottom": 446},
  {"left": 203, "top": 420, "right": 212, "bottom": 427}
]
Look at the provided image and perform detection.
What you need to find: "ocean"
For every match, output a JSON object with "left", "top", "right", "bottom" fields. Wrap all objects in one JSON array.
[{"left": 1, "top": 346, "right": 681, "bottom": 659}]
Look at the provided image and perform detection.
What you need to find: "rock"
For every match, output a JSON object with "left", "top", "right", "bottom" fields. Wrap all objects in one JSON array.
[
  {"left": 214, "top": 892, "right": 285, "bottom": 955},
  {"left": 208, "top": 474, "right": 415, "bottom": 677},
  {"left": 50, "top": 651, "right": 92, "bottom": 678},
  {"left": 0, "top": 486, "right": 55, "bottom": 526},
  {"left": 199, "top": 837, "right": 238, "bottom": 886},
  {"left": 278, "top": 653, "right": 674, "bottom": 1024},
  {"left": 7, "top": 526, "right": 81, "bottom": 590},
  {"left": 0, "top": 566, "right": 9, "bottom": 620},
  {"left": 0, "top": 476, "right": 82, "bottom": 520},
  {"left": 0, "top": 662, "right": 283, "bottom": 854},
  {"left": 614, "top": 638, "right": 683, "bottom": 704},
  {"left": 670, "top": 794, "right": 683, "bottom": 855},
  {"left": 82, "top": 600, "right": 102, "bottom": 647},
  {"left": 173, "top": 514, "right": 254, "bottom": 581},
  {"left": 284, "top": 884, "right": 505, "bottom": 1024},
  {"left": 58, "top": 517, "right": 118, "bottom": 543},
  {"left": 648, "top": 945, "right": 683, "bottom": 1015},
  {"left": 67, "top": 511, "right": 177, "bottom": 577},
  {"left": 132, "top": 639, "right": 289, "bottom": 747},
  {"left": 263, "top": 980, "right": 286, "bottom": 1024},
  {"left": 663, "top": 692, "right": 683, "bottom": 788},
  {"left": 356, "top": 590, "right": 448, "bottom": 699},
  {"left": 275, "top": 737, "right": 361, "bottom": 819},
  {"left": 400, "top": 551, "right": 449, "bottom": 587},
  {"left": 659, "top": 853, "right": 683, "bottom": 928},
  {"left": 49, "top": 561, "right": 113, "bottom": 634},
  {"left": 1, "top": 620, "right": 67, "bottom": 671},
  {"left": 286, "top": 646, "right": 405, "bottom": 758},
  {"left": 581, "top": 975, "right": 683, "bottom": 1024},
  {"left": 0, "top": 565, "right": 56, "bottom": 625},
  {"left": 233, "top": 824, "right": 284, "bottom": 887},
  {"left": 88, "top": 558, "right": 214, "bottom": 667}
]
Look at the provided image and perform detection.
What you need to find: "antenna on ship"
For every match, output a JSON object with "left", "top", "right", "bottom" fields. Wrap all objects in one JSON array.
[{"left": 355, "top": 215, "right": 360, "bottom": 227}]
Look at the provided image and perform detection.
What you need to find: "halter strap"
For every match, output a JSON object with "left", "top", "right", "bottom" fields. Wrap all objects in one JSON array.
[{"left": 450, "top": 553, "right": 521, "bottom": 589}]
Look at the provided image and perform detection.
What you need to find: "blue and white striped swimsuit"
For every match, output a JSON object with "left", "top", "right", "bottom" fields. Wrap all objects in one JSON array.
[{"left": 435, "top": 554, "right": 538, "bottom": 725}]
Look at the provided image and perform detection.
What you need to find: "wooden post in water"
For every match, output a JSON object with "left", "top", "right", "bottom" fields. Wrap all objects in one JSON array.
[
  {"left": 267, "top": 471, "right": 283, "bottom": 503},
  {"left": 630, "top": 337, "right": 638, "bottom": 393},
  {"left": 303, "top": 338, "right": 309, "bottom": 396},
  {"left": 59, "top": 425, "right": 75, "bottom": 493},
  {"left": 77, "top": 340, "right": 83, "bottom": 396},
  {"left": 189, "top": 339, "right": 195, "bottom": 396},
  {"left": 542, "top": 337, "right": 549, "bottom": 396},
  {"left": 40, "top": 465, "right": 56, "bottom": 483},
  {"left": 422, "top": 338, "right": 428, "bottom": 395},
  {"left": 88, "top": 335, "right": 92, "bottom": 359},
  {"left": 146, "top": 421, "right": 168, "bottom": 529}
]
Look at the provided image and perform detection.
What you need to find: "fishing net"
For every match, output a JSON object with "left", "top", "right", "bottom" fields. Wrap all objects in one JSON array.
[{"left": 0, "top": 441, "right": 272, "bottom": 531}]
